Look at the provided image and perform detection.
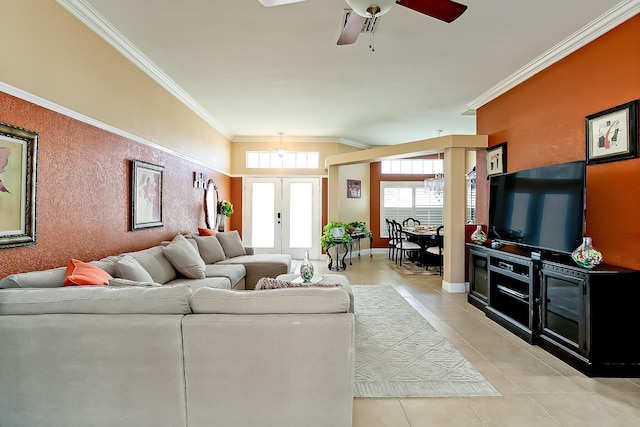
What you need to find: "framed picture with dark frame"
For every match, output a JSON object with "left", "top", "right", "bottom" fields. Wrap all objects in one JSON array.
[
  {"left": 130, "top": 160, "right": 164, "bottom": 230},
  {"left": 486, "top": 142, "right": 507, "bottom": 177},
  {"left": 586, "top": 100, "right": 638, "bottom": 165},
  {"left": 0, "top": 122, "right": 38, "bottom": 248},
  {"left": 347, "top": 179, "right": 361, "bottom": 199}
]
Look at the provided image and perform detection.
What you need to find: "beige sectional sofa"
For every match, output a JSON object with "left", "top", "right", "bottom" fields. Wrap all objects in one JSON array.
[
  {"left": 0, "top": 285, "right": 355, "bottom": 427},
  {"left": 0, "top": 231, "right": 355, "bottom": 427}
]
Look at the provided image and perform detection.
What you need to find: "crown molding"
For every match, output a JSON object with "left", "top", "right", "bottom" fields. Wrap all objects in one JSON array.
[
  {"left": 0, "top": 81, "right": 230, "bottom": 176},
  {"left": 468, "top": 0, "right": 640, "bottom": 110},
  {"left": 57, "top": 0, "right": 231, "bottom": 139},
  {"left": 231, "top": 135, "right": 371, "bottom": 149}
]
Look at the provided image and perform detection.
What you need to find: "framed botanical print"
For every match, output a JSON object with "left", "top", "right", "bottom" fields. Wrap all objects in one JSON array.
[
  {"left": 130, "top": 160, "right": 164, "bottom": 230},
  {"left": 0, "top": 122, "right": 38, "bottom": 248}
]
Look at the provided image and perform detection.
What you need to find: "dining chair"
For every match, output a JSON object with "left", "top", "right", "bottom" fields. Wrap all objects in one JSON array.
[
  {"left": 385, "top": 218, "right": 397, "bottom": 261},
  {"left": 402, "top": 217, "right": 421, "bottom": 228},
  {"left": 392, "top": 220, "right": 421, "bottom": 266},
  {"left": 426, "top": 225, "right": 444, "bottom": 275}
]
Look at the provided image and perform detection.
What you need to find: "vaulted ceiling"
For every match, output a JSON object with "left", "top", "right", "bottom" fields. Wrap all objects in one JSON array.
[{"left": 60, "top": 0, "right": 635, "bottom": 147}]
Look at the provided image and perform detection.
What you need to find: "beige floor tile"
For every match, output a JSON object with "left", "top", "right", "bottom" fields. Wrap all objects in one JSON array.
[
  {"left": 566, "top": 376, "right": 640, "bottom": 393},
  {"left": 467, "top": 394, "right": 560, "bottom": 426},
  {"left": 529, "top": 392, "right": 636, "bottom": 426},
  {"left": 468, "top": 360, "right": 523, "bottom": 395},
  {"left": 400, "top": 397, "right": 485, "bottom": 427},
  {"left": 491, "top": 359, "right": 585, "bottom": 393},
  {"left": 597, "top": 392, "right": 640, "bottom": 424},
  {"left": 353, "top": 398, "right": 410, "bottom": 427}
]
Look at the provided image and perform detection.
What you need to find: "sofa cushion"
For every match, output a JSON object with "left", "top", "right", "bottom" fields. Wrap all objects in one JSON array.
[
  {"left": 0, "top": 284, "right": 192, "bottom": 315},
  {"left": 166, "top": 276, "right": 232, "bottom": 291},
  {"left": 0, "top": 267, "right": 66, "bottom": 289},
  {"left": 204, "top": 264, "right": 245, "bottom": 287},
  {"left": 63, "top": 259, "right": 112, "bottom": 286},
  {"left": 108, "top": 278, "right": 161, "bottom": 287},
  {"left": 117, "top": 255, "right": 155, "bottom": 282},
  {"left": 162, "top": 234, "right": 206, "bottom": 279},
  {"left": 192, "top": 235, "right": 226, "bottom": 264},
  {"left": 215, "top": 231, "right": 247, "bottom": 258},
  {"left": 122, "top": 246, "right": 177, "bottom": 285},
  {"left": 190, "top": 287, "right": 350, "bottom": 314},
  {"left": 198, "top": 227, "right": 217, "bottom": 236}
]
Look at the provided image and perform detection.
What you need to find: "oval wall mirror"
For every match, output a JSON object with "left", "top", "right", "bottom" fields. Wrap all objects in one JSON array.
[{"left": 204, "top": 179, "right": 219, "bottom": 230}]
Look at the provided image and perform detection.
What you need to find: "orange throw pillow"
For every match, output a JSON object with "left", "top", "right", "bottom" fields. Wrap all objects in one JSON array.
[
  {"left": 198, "top": 227, "right": 217, "bottom": 236},
  {"left": 63, "top": 259, "right": 112, "bottom": 286}
]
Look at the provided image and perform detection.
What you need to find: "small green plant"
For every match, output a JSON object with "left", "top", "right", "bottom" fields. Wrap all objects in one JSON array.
[
  {"left": 321, "top": 221, "right": 353, "bottom": 250},
  {"left": 347, "top": 221, "right": 373, "bottom": 238},
  {"left": 219, "top": 200, "right": 234, "bottom": 217}
]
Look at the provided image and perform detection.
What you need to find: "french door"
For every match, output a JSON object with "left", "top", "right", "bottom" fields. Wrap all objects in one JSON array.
[{"left": 243, "top": 177, "right": 321, "bottom": 259}]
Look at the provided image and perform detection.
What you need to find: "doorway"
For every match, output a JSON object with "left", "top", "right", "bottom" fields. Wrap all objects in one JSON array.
[{"left": 243, "top": 177, "right": 321, "bottom": 259}]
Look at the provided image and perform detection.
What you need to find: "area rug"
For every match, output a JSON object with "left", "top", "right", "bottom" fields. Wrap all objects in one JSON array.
[
  {"left": 352, "top": 284, "right": 500, "bottom": 398},
  {"left": 386, "top": 257, "right": 442, "bottom": 276}
]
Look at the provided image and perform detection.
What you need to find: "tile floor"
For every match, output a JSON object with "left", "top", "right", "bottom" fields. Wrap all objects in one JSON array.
[{"left": 310, "top": 253, "right": 640, "bottom": 426}]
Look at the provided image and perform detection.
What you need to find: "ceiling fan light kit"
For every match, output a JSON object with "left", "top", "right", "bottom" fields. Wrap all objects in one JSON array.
[{"left": 259, "top": 0, "right": 468, "bottom": 47}]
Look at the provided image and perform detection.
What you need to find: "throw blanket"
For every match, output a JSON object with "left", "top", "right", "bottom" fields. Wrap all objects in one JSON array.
[{"left": 255, "top": 277, "right": 342, "bottom": 290}]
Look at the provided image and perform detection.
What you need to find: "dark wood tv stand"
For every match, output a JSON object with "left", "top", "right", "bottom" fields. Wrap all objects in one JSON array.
[{"left": 467, "top": 243, "right": 640, "bottom": 377}]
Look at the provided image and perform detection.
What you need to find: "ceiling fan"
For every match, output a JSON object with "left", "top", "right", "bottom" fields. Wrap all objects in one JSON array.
[{"left": 258, "top": 0, "right": 468, "bottom": 45}]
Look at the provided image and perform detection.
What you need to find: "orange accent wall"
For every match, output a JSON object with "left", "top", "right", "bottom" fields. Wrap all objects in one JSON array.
[
  {"left": 477, "top": 15, "right": 640, "bottom": 269},
  {"left": 0, "top": 92, "right": 230, "bottom": 277}
]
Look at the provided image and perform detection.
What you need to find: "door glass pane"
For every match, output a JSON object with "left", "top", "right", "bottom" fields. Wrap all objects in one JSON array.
[
  {"left": 289, "top": 183, "right": 312, "bottom": 248},
  {"left": 252, "top": 182, "right": 275, "bottom": 248},
  {"left": 545, "top": 276, "right": 580, "bottom": 344}
]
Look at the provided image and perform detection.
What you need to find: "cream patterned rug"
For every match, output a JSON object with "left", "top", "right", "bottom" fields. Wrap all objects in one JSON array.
[
  {"left": 353, "top": 285, "right": 500, "bottom": 398},
  {"left": 386, "top": 257, "right": 442, "bottom": 276}
]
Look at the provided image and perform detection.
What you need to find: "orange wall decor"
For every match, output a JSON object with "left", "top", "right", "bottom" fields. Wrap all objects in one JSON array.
[
  {"left": 0, "top": 92, "right": 230, "bottom": 277},
  {"left": 477, "top": 15, "right": 640, "bottom": 269}
]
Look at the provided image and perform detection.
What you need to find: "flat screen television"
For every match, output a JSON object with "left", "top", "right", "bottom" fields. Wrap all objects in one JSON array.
[{"left": 489, "top": 160, "right": 586, "bottom": 254}]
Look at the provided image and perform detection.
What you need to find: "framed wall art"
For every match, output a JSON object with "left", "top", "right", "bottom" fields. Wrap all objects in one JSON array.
[
  {"left": 0, "top": 122, "right": 38, "bottom": 248},
  {"left": 130, "top": 160, "right": 164, "bottom": 230},
  {"left": 586, "top": 100, "right": 638, "bottom": 165},
  {"left": 486, "top": 142, "right": 507, "bottom": 177},
  {"left": 347, "top": 179, "right": 361, "bottom": 199}
]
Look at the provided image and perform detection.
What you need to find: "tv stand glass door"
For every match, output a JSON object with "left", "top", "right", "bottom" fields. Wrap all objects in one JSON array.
[{"left": 540, "top": 268, "right": 585, "bottom": 356}]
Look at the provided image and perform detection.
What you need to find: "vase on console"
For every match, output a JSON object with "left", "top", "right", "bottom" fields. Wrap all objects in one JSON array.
[
  {"left": 571, "top": 236, "right": 602, "bottom": 269},
  {"left": 217, "top": 213, "right": 225, "bottom": 232},
  {"left": 470, "top": 225, "right": 487, "bottom": 245},
  {"left": 300, "top": 250, "right": 314, "bottom": 283}
]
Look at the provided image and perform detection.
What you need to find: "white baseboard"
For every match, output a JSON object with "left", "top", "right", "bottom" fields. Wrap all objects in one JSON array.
[{"left": 442, "top": 280, "right": 467, "bottom": 293}]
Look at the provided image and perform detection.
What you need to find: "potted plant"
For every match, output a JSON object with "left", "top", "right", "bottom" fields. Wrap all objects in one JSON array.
[
  {"left": 321, "top": 221, "right": 353, "bottom": 251},
  {"left": 347, "top": 221, "right": 372, "bottom": 238}
]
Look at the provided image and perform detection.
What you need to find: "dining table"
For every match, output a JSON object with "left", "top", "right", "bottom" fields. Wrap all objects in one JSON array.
[{"left": 401, "top": 226, "right": 443, "bottom": 267}]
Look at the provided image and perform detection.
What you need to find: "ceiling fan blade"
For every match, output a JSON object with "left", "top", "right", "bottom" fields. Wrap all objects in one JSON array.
[
  {"left": 258, "top": 0, "right": 306, "bottom": 6},
  {"left": 337, "top": 12, "right": 367, "bottom": 45},
  {"left": 396, "top": 0, "right": 467, "bottom": 23}
]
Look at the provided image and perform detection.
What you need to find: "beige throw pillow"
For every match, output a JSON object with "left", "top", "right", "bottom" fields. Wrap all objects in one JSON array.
[
  {"left": 192, "top": 235, "right": 226, "bottom": 264},
  {"left": 215, "top": 231, "right": 247, "bottom": 258},
  {"left": 162, "top": 234, "right": 206, "bottom": 279},
  {"left": 117, "top": 255, "right": 155, "bottom": 282}
]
